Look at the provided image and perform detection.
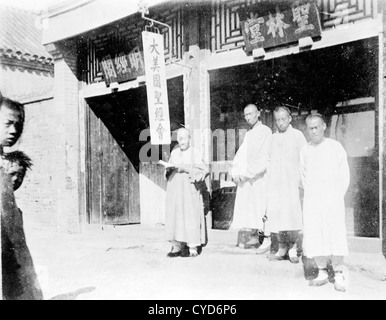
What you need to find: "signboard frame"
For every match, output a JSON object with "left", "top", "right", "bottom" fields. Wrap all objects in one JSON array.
[
  {"left": 142, "top": 30, "right": 172, "bottom": 145},
  {"left": 239, "top": 1, "right": 322, "bottom": 53},
  {"left": 100, "top": 46, "right": 146, "bottom": 86}
]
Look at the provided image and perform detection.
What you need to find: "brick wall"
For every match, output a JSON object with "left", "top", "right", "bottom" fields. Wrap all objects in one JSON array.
[
  {"left": 0, "top": 63, "right": 59, "bottom": 228},
  {"left": 10, "top": 98, "right": 60, "bottom": 228},
  {"left": 0, "top": 66, "right": 53, "bottom": 103},
  {"left": 48, "top": 41, "right": 82, "bottom": 234}
]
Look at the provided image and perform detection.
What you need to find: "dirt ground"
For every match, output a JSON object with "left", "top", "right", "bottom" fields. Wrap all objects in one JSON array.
[{"left": 22, "top": 217, "right": 386, "bottom": 301}]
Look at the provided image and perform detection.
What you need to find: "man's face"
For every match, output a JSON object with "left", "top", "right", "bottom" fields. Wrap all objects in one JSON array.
[
  {"left": 177, "top": 131, "right": 191, "bottom": 151},
  {"left": 0, "top": 106, "right": 23, "bottom": 147},
  {"left": 6, "top": 162, "right": 26, "bottom": 191},
  {"left": 275, "top": 110, "right": 292, "bottom": 133},
  {"left": 306, "top": 117, "right": 326, "bottom": 144},
  {"left": 244, "top": 107, "right": 260, "bottom": 127}
]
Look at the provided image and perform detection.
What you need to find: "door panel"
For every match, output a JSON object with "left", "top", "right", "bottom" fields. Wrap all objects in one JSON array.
[
  {"left": 86, "top": 102, "right": 141, "bottom": 225},
  {"left": 87, "top": 107, "right": 102, "bottom": 224}
]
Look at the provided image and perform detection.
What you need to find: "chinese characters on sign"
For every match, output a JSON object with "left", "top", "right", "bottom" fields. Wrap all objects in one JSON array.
[
  {"left": 292, "top": 2, "right": 316, "bottom": 34},
  {"left": 240, "top": 2, "right": 322, "bottom": 53},
  {"left": 100, "top": 46, "right": 145, "bottom": 85},
  {"left": 142, "top": 31, "right": 171, "bottom": 145}
]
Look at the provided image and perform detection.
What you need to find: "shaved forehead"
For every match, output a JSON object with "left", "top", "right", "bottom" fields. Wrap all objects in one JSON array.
[
  {"left": 177, "top": 128, "right": 190, "bottom": 138},
  {"left": 244, "top": 104, "right": 259, "bottom": 113},
  {"left": 306, "top": 113, "right": 326, "bottom": 124},
  {"left": 274, "top": 107, "right": 291, "bottom": 117}
]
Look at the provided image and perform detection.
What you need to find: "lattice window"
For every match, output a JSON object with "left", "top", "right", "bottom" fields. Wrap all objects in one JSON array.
[
  {"left": 80, "top": 6, "right": 184, "bottom": 85},
  {"left": 210, "top": 0, "right": 378, "bottom": 53},
  {"left": 320, "top": 0, "right": 377, "bottom": 29},
  {"left": 211, "top": 0, "right": 260, "bottom": 53}
]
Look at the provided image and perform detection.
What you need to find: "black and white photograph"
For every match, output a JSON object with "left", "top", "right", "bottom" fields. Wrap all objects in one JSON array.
[{"left": 0, "top": 0, "right": 386, "bottom": 303}]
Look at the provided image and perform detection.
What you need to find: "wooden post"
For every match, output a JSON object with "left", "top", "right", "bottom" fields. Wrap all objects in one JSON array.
[
  {"left": 183, "top": 4, "right": 212, "bottom": 226},
  {"left": 382, "top": 0, "right": 386, "bottom": 259},
  {"left": 183, "top": 3, "right": 211, "bottom": 157}
]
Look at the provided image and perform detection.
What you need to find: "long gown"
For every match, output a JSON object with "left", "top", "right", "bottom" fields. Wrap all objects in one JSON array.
[
  {"left": 231, "top": 123, "right": 272, "bottom": 231},
  {"left": 300, "top": 138, "right": 350, "bottom": 258},
  {"left": 165, "top": 146, "right": 209, "bottom": 246},
  {"left": 266, "top": 125, "right": 307, "bottom": 233}
]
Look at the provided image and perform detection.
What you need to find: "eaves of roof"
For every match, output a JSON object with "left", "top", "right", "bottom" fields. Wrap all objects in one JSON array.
[
  {"left": 41, "top": 0, "right": 169, "bottom": 45},
  {"left": 0, "top": 4, "right": 53, "bottom": 66}
]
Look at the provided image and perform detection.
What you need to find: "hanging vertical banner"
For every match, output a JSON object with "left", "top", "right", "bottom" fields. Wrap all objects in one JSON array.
[{"left": 142, "top": 31, "right": 171, "bottom": 145}]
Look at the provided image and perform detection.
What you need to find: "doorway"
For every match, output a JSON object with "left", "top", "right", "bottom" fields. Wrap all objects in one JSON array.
[
  {"left": 210, "top": 37, "right": 379, "bottom": 238},
  {"left": 86, "top": 88, "right": 147, "bottom": 225},
  {"left": 85, "top": 76, "right": 184, "bottom": 225}
]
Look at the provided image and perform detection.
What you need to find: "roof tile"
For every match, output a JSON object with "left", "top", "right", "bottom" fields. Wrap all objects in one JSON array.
[{"left": 0, "top": 4, "right": 52, "bottom": 63}]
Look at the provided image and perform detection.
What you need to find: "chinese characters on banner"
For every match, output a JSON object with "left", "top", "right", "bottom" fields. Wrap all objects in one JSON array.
[
  {"left": 142, "top": 31, "right": 171, "bottom": 145},
  {"left": 240, "top": 2, "right": 322, "bottom": 53},
  {"left": 100, "top": 46, "right": 145, "bottom": 85}
]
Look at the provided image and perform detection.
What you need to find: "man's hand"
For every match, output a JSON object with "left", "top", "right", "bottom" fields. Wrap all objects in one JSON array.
[
  {"left": 232, "top": 175, "right": 241, "bottom": 185},
  {"left": 232, "top": 175, "right": 247, "bottom": 186},
  {"left": 175, "top": 164, "right": 190, "bottom": 174}
]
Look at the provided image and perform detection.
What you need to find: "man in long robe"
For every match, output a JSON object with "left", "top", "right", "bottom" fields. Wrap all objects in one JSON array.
[
  {"left": 230, "top": 104, "right": 272, "bottom": 250},
  {"left": 300, "top": 114, "right": 350, "bottom": 292},
  {"left": 267, "top": 107, "right": 307, "bottom": 263},
  {"left": 165, "top": 128, "right": 209, "bottom": 258}
]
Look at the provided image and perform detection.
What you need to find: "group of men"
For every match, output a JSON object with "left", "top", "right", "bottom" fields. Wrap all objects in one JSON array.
[
  {"left": 0, "top": 86, "right": 351, "bottom": 298},
  {"left": 231, "top": 104, "right": 350, "bottom": 292},
  {"left": 0, "top": 93, "right": 43, "bottom": 300},
  {"left": 164, "top": 103, "right": 350, "bottom": 293}
]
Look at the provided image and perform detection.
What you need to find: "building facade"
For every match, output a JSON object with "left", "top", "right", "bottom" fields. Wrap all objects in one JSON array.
[{"left": 41, "top": 0, "right": 386, "bottom": 257}]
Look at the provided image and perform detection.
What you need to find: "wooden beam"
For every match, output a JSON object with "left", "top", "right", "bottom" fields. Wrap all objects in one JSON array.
[
  {"left": 82, "top": 64, "right": 183, "bottom": 99},
  {"left": 207, "top": 19, "right": 382, "bottom": 72}
]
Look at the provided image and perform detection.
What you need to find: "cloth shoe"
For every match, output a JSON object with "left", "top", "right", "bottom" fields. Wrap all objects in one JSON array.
[
  {"left": 255, "top": 237, "right": 271, "bottom": 254},
  {"left": 182, "top": 247, "right": 199, "bottom": 258},
  {"left": 167, "top": 251, "right": 182, "bottom": 258},
  {"left": 333, "top": 265, "right": 349, "bottom": 292},
  {"left": 288, "top": 244, "right": 300, "bottom": 264},
  {"left": 167, "top": 244, "right": 182, "bottom": 258},
  {"left": 309, "top": 269, "right": 329, "bottom": 287},
  {"left": 268, "top": 246, "right": 288, "bottom": 261},
  {"left": 189, "top": 247, "right": 199, "bottom": 257}
]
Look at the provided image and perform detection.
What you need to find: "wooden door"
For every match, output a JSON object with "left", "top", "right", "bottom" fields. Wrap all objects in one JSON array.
[{"left": 86, "top": 105, "right": 140, "bottom": 225}]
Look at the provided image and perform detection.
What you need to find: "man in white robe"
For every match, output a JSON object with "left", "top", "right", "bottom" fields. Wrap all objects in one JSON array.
[
  {"left": 230, "top": 104, "right": 272, "bottom": 250},
  {"left": 165, "top": 128, "right": 209, "bottom": 258},
  {"left": 300, "top": 114, "right": 350, "bottom": 292},
  {"left": 267, "top": 107, "right": 307, "bottom": 263}
]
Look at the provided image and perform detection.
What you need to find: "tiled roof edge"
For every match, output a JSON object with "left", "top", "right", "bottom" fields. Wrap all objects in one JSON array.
[{"left": 0, "top": 48, "right": 53, "bottom": 65}]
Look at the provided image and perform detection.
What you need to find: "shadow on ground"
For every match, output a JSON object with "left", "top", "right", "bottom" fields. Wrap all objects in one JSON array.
[{"left": 49, "top": 287, "right": 96, "bottom": 300}]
